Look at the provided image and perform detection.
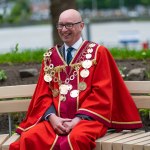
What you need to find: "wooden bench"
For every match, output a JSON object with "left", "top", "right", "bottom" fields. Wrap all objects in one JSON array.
[{"left": 0, "top": 81, "right": 150, "bottom": 150}]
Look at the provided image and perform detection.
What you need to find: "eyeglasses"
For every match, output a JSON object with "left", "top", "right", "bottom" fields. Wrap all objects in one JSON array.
[{"left": 56, "top": 21, "right": 82, "bottom": 29}]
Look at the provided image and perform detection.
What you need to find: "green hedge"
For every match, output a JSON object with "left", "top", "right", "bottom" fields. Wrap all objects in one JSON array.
[{"left": 0, "top": 47, "right": 150, "bottom": 64}]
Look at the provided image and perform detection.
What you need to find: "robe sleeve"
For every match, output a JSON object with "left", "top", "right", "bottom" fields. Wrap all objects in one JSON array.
[
  {"left": 76, "top": 46, "right": 143, "bottom": 130},
  {"left": 41, "top": 104, "right": 56, "bottom": 121},
  {"left": 16, "top": 61, "right": 53, "bottom": 134}
]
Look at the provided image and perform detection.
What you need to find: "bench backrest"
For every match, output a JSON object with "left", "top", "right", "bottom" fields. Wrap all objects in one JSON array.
[
  {"left": 0, "top": 81, "right": 150, "bottom": 114},
  {"left": 0, "top": 84, "right": 36, "bottom": 113}
]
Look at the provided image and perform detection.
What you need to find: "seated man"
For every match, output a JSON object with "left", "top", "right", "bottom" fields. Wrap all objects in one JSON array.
[{"left": 10, "top": 9, "right": 143, "bottom": 150}]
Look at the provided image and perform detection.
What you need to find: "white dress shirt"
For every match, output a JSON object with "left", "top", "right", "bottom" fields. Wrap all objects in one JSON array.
[{"left": 64, "top": 37, "right": 83, "bottom": 61}]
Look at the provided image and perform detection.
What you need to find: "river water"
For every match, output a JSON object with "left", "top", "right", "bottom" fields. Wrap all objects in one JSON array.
[{"left": 0, "top": 21, "right": 150, "bottom": 54}]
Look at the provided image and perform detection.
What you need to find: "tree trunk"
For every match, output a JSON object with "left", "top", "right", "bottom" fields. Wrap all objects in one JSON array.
[{"left": 50, "top": 0, "right": 76, "bottom": 45}]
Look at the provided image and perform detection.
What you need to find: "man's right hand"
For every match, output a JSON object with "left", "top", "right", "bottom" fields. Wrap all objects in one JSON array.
[{"left": 48, "top": 114, "right": 72, "bottom": 135}]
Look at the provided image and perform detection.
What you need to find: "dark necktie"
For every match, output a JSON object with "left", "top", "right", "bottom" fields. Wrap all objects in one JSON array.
[{"left": 67, "top": 47, "right": 74, "bottom": 64}]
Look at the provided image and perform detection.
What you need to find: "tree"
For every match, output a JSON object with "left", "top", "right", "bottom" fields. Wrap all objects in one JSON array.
[
  {"left": 6, "top": 0, "right": 31, "bottom": 24},
  {"left": 141, "top": 0, "right": 150, "bottom": 5},
  {"left": 50, "top": 0, "right": 76, "bottom": 45}
]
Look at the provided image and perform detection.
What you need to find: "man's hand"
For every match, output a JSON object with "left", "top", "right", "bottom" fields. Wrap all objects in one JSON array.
[
  {"left": 63, "top": 117, "right": 81, "bottom": 133},
  {"left": 48, "top": 114, "right": 71, "bottom": 135}
]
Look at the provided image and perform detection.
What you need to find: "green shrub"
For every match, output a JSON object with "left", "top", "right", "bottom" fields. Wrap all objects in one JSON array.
[
  {"left": 0, "top": 70, "right": 7, "bottom": 81},
  {"left": 110, "top": 48, "right": 150, "bottom": 60},
  {"left": 0, "top": 47, "right": 150, "bottom": 64}
]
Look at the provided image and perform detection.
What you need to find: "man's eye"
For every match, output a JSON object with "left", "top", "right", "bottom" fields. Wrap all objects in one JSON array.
[
  {"left": 58, "top": 24, "right": 63, "bottom": 27},
  {"left": 66, "top": 24, "right": 73, "bottom": 27}
]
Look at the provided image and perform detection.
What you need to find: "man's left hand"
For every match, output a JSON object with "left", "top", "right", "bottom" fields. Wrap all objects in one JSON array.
[{"left": 63, "top": 117, "right": 81, "bottom": 133}]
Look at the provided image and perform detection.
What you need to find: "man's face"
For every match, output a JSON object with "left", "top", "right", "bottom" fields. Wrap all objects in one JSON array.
[{"left": 57, "top": 13, "right": 84, "bottom": 46}]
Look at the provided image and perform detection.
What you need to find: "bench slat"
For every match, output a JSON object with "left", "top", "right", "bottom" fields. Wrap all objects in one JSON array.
[
  {"left": 0, "top": 84, "right": 36, "bottom": 99},
  {"left": 0, "top": 95, "right": 149, "bottom": 114},
  {"left": 134, "top": 140, "right": 150, "bottom": 150},
  {"left": 125, "top": 81, "right": 150, "bottom": 94},
  {"left": 123, "top": 136, "right": 150, "bottom": 150},
  {"left": 2, "top": 133, "right": 20, "bottom": 150},
  {"left": 112, "top": 131, "right": 145, "bottom": 150},
  {"left": 0, "top": 81, "right": 149, "bottom": 99},
  {"left": 104, "top": 130, "right": 144, "bottom": 143},
  {"left": 0, "top": 100, "right": 30, "bottom": 113},
  {"left": 144, "top": 144, "right": 150, "bottom": 150},
  {"left": 133, "top": 96, "right": 150, "bottom": 109},
  {"left": 101, "top": 130, "right": 144, "bottom": 150},
  {"left": 112, "top": 131, "right": 150, "bottom": 150},
  {"left": 94, "top": 132, "right": 126, "bottom": 150},
  {"left": 0, "top": 134, "right": 9, "bottom": 150}
]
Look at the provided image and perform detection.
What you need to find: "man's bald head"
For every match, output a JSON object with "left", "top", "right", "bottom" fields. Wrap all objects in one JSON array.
[{"left": 58, "top": 9, "right": 82, "bottom": 23}]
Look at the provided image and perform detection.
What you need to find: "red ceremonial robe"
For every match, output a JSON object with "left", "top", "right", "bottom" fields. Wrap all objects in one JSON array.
[{"left": 10, "top": 41, "right": 142, "bottom": 150}]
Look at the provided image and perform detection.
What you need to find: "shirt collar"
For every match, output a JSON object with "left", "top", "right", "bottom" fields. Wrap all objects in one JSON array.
[{"left": 64, "top": 37, "right": 83, "bottom": 51}]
